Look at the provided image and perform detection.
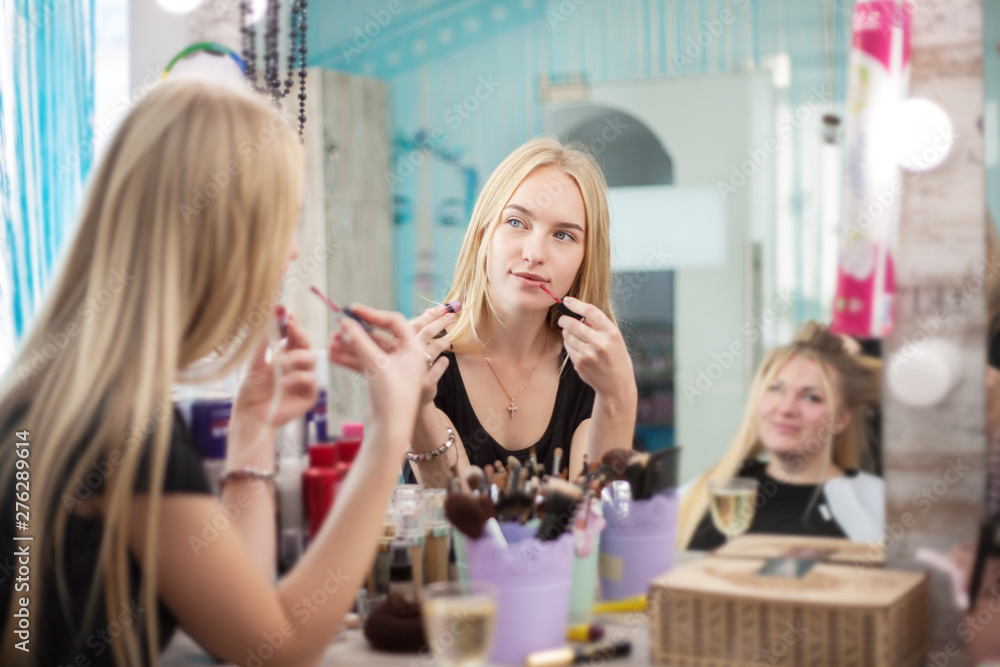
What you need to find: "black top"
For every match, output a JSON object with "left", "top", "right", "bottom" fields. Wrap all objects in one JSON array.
[
  {"left": 0, "top": 406, "right": 211, "bottom": 666},
  {"left": 687, "top": 459, "right": 849, "bottom": 551},
  {"left": 405, "top": 351, "right": 595, "bottom": 482}
]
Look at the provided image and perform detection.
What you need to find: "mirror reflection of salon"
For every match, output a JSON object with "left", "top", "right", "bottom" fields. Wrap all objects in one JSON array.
[{"left": 679, "top": 322, "right": 883, "bottom": 550}]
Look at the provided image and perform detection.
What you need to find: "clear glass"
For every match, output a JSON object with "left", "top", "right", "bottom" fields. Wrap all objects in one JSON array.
[
  {"left": 708, "top": 477, "right": 759, "bottom": 541},
  {"left": 421, "top": 581, "right": 498, "bottom": 667}
]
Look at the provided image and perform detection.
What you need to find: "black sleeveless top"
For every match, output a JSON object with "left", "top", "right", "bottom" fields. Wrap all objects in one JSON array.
[
  {"left": 406, "top": 351, "right": 595, "bottom": 480},
  {"left": 0, "top": 405, "right": 211, "bottom": 666},
  {"left": 686, "top": 459, "right": 849, "bottom": 550}
]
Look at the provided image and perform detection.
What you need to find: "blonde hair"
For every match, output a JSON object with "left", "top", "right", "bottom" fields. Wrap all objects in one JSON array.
[
  {"left": 0, "top": 77, "right": 302, "bottom": 665},
  {"left": 677, "top": 321, "right": 882, "bottom": 548},
  {"left": 442, "top": 137, "right": 616, "bottom": 347}
]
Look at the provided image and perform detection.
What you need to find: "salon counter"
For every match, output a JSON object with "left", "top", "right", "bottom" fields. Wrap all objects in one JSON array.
[{"left": 161, "top": 611, "right": 654, "bottom": 666}]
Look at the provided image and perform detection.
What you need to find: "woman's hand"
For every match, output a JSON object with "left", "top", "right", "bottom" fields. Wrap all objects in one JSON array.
[
  {"left": 232, "top": 314, "right": 319, "bottom": 429},
  {"left": 407, "top": 304, "right": 459, "bottom": 406},
  {"left": 558, "top": 296, "right": 636, "bottom": 399},
  {"left": 328, "top": 304, "right": 453, "bottom": 448}
]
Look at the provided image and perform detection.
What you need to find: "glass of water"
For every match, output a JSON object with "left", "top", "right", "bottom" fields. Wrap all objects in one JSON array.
[{"left": 421, "top": 581, "right": 498, "bottom": 667}]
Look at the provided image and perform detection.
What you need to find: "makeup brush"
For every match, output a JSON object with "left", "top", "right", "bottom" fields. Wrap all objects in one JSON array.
[
  {"left": 552, "top": 447, "right": 564, "bottom": 477},
  {"left": 644, "top": 448, "right": 680, "bottom": 496},
  {"left": 537, "top": 478, "right": 583, "bottom": 541},
  {"left": 310, "top": 285, "right": 374, "bottom": 334},
  {"left": 507, "top": 456, "right": 522, "bottom": 494},
  {"left": 600, "top": 448, "right": 634, "bottom": 478},
  {"left": 625, "top": 452, "right": 651, "bottom": 500},
  {"left": 536, "top": 282, "right": 585, "bottom": 322},
  {"left": 465, "top": 466, "right": 489, "bottom": 494},
  {"left": 444, "top": 493, "right": 494, "bottom": 539}
]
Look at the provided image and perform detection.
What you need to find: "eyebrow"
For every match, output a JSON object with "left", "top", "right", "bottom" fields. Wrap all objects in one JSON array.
[
  {"left": 502, "top": 204, "right": 585, "bottom": 233},
  {"left": 771, "top": 380, "right": 824, "bottom": 393}
]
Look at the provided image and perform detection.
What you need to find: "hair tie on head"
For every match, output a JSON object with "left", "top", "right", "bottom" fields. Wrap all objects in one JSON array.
[{"left": 163, "top": 42, "right": 247, "bottom": 78}]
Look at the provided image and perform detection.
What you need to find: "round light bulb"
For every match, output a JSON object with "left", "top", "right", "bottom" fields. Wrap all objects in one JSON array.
[
  {"left": 893, "top": 98, "right": 954, "bottom": 172},
  {"left": 244, "top": 0, "right": 267, "bottom": 25},
  {"left": 156, "top": 0, "right": 203, "bottom": 15},
  {"left": 887, "top": 338, "right": 960, "bottom": 407}
]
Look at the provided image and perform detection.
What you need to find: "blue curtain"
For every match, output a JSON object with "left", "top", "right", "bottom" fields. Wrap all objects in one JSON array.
[{"left": 0, "top": 0, "right": 95, "bottom": 367}]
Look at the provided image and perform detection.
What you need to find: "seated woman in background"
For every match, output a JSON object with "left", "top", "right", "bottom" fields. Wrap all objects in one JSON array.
[{"left": 678, "top": 321, "right": 883, "bottom": 551}]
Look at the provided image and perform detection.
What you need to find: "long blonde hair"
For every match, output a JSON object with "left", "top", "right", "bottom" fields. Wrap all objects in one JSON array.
[
  {"left": 0, "top": 77, "right": 302, "bottom": 665},
  {"left": 442, "top": 137, "right": 616, "bottom": 347},
  {"left": 677, "top": 321, "right": 882, "bottom": 548}
]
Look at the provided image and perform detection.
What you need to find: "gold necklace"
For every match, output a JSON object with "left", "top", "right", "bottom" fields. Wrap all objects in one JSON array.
[{"left": 482, "top": 332, "right": 548, "bottom": 418}]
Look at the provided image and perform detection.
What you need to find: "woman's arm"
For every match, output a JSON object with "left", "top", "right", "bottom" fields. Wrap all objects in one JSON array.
[
  {"left": 409, "top": 403, "right": 472, "bottom": 488},
  {"left": 128, "top": 422, "right": 409, "bottom": 667},
  {"left": 558, "top": 297, "right": 638, "bottom": 470},
  {"left": 224, "top": 315, "right": 319, "bottom": 582}
]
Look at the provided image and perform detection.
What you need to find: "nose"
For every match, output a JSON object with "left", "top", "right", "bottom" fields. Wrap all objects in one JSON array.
[
  {"left": 521, "top": 229, "right": 546, "bottom": 265},
  {"left": 776, "top": 391, "right": 798, "bottom": 415}
]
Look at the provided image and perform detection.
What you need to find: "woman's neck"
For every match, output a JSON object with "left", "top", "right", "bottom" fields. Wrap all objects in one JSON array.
[
  {"left": 765, "top": 452, "right": 844, "bottom": 485},
  {"left": 477, "top": 309, "right": 552, "bottom": 364}
]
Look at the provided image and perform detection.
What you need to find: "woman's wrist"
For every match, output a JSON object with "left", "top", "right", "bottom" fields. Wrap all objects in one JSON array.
[{"left": 225, "top": 409, "right": 278, "bottom": 468}]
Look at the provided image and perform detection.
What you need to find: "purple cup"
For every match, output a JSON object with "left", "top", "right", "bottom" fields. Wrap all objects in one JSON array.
[
  {"left": 598, "top": 489, "right": 678, "bottom": 601},
  {"left": 465, "top": 522, "right": 574, "bottom": 665}
]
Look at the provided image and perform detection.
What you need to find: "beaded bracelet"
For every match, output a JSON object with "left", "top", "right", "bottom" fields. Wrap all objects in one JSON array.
[
  {"left": 219, "top": 465, "right": 278, "bottom": 488},
  {"left": 405, "top": 427, "right": 456, "bottom": 463}
]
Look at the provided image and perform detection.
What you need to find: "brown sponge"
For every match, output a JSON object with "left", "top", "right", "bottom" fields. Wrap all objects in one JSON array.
[{"left": 362, "top": 592, "right": 427, "bottom": 653}]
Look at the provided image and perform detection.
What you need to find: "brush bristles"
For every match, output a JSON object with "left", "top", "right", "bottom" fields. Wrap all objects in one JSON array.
[{"left": 545, "top": 477, "right": 583, "bottom": 500}]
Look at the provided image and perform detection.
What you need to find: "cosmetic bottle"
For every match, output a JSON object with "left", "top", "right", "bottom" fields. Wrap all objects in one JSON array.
[
  {"left": 276, "top": 422, "right": 308, "bottom": 573},
  {"left": 395, "top": 488, "right": 425, "bottom": 602},
  {"left": 421, "top": 488, "right": 450, "bottom": 584},
  {"left": 388, "top": 540, "right": 414, "bottom": 603}
]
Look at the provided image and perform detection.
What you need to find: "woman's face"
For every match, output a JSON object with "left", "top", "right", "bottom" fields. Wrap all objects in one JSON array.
[
  {"left": 756, "top": 355, "right": 849, "bottom": 459},
  {"left": 486, "top": 165, "right": 587, "bottom": 313}
]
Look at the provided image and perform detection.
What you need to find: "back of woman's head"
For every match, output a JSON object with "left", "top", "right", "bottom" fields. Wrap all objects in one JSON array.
[
  {"left": 0, "top": 76, "right": 302, "bottom": 665},
  {"left": 444, "top": 137, "right": 614, "bottom": 344}
]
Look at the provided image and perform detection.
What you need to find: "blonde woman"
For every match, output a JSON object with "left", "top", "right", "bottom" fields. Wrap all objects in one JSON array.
[
  {"left": 0, "top": 78, "right": 447, "bottom": 666},
  {"left": 382, "top": 137, "right": 637, "bottom": 484},
  {"left": 678, "top": 321, "right": 883, "bottom": 550}
]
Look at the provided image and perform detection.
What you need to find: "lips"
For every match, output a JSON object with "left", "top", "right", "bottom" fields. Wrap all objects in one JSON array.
[
  {"left": 771, "top": 422, "right": 801, "bottom": 435},
  {"left": 512, "top": 271, "right": 547, "bottom": 283}
]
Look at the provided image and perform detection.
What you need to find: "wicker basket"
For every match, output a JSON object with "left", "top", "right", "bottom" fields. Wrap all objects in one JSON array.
[{"left": 650, "top": 556, "right": 929, "bottom": 667}]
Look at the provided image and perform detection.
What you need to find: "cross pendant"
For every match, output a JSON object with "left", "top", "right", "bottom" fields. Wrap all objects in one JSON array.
[{"left": 507, "top": 401, "right": 518, "bottom": 417}]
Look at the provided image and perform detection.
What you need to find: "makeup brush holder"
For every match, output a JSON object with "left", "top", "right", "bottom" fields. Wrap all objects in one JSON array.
[
  {"left": 598, "top": 489, "right": 678, "bottom": 601},
  {"left": 465, "top": 522, "right": 574, "bottom": 665}
]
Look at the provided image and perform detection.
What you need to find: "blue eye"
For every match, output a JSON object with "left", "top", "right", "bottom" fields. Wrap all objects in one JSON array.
[
  {"left": 507, "top": 218, "right": 525, "bottom": 229},
  {"left": 554, "top": 230, "right": 575, "bottom": 242}
]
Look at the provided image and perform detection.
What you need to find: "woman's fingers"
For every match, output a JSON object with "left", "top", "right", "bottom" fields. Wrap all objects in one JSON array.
[
  {"left": 335, "top": 318, "right": 389, "bottom": 373},
  {"left": 285, "top": 314, "right": 313, "bottom": 350},
  {"left": 278, "top": 349, "right": 319, "bottom": 374}
]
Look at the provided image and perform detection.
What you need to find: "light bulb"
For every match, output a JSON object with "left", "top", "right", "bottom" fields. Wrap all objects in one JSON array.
[
  {"left": 156, "top": 0, "right": 203, "bottom": 15},
  {"left": 887, "top": 338, "right": 960, "bottom": 407},
  {"left": 894, "top": 98, "right": 954, "bottom": 172}
]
